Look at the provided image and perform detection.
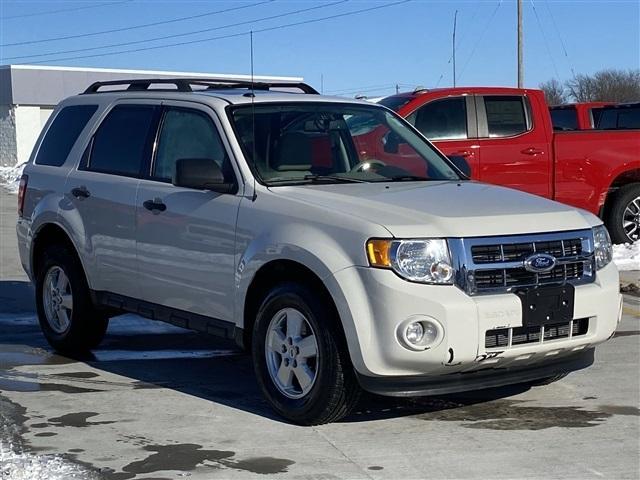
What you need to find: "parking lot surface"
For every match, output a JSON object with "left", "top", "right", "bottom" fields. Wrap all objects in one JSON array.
[{"left": 1, "top": 189, "right": 639, "bottom": 479}]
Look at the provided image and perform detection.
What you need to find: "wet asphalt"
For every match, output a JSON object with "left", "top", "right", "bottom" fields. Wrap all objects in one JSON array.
[{"left": 1, "top": 189, "right": 639, "bottom": 479}]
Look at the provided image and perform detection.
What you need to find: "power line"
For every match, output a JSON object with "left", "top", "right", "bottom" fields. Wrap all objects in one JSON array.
[
  {"left": 16, "top": 0, "right": 413, "bottom": 65},
  {"left": 2, "top": 0, "right": 274, "bottom": 47},
  {"left": 530, "top": 0, "right": 560, "bottom": 80},
  {"left": 4, "top": 1, "right": 347, "bottom": 61},
  {"left": 326, "top": 82, "right": 412, "bottom": 95},
  {"left": 456, "top": 0, "right": 502, "bottom": 83},
  {"left": 1, "top": 0, "right": 131, "bottom": 21},
  {"left": 543, "top": 0, "right": 576, "bottom": 77}
]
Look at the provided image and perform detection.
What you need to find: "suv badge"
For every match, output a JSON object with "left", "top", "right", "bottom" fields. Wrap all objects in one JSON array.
[{"left": 524, "top": 253, "right": 556, "bottom": 273}]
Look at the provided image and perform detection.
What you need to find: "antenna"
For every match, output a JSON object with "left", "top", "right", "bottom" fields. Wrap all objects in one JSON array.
[
  {"left": 250, "top": 30, "right": 257, "bottom": 201},
  {"left": 452, "top": 9, "right": 458, "bottom": 87}
]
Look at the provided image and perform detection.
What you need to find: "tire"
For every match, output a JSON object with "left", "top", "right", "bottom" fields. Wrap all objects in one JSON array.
[
  {"left": 35, "top": 245, "right": 109, "bottom": 353},
  {"left": 606, "top": 183, "right": 640, "bottom": 244},
  {"left": 252, "top": 282, "right": 361, "bottom": 425},
  {"left": 527, "top": 373, "right": 568, "bottom": 386}
]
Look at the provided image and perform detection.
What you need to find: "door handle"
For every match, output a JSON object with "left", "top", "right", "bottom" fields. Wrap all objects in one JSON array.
[
  {"left": 143, "top": 198, "right": 167, "bottom": 213},
  {"left": 521, "top": 147, "right": 544, "bottom": 155},
  {"left": 452, "top": 150, "right": 473, "bottom": 158},
  {"left": 71, "top": 186, "right": 90, "bottom": 199}
]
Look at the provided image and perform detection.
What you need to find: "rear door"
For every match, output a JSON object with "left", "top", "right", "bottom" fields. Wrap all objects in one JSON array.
[
  {"left": 475, "top": 94, "right": 552, "bottom": 198},
  {"left": 135, "top": 102, "right": 241, "bottom": 322},
  {"left": 407, "top": 96, "right": 480, "bottom": 174},
  {"left": 67, "top": 101, "right": 160, "bottom": 298}
]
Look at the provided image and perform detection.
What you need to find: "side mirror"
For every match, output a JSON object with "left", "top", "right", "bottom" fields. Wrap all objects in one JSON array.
[
  {"left": 173, "top": 158, "right": 235, "bottom": 193},
  {"left": 448, "top": 155, "right": 471, "bottom": 178}
]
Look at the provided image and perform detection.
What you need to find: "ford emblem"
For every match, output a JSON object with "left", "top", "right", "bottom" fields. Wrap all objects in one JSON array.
[{"left": 524, "top": 253, "right": 556, "bottom": 273}]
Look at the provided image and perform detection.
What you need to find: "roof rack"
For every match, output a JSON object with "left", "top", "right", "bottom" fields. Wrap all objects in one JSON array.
[{"left": 82, "top": 77, "right": 319, "bottom": 95}]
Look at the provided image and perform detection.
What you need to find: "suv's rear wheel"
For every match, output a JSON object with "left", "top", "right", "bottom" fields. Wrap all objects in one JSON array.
[
  {"left": 252, "top": 283, "right": 361, "bottom": 425},
  {"left": 36, "top": 246, "right": 108, "bottom": 353}
]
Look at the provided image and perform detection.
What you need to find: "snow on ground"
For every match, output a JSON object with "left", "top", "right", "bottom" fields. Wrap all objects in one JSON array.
[
  {"left": 0, "top": 163, "right": 25, "bottom": 194},
  {"left": 0, "top": 446, "right": 98, "bottom": 480},
  {"left": 613, "top": 242, "right": 640, "bottom": 272}
]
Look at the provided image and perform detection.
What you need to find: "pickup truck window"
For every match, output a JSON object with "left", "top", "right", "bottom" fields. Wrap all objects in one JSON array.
[
  {"left": 410, "top": 97, "right": 468, "bottom": 140},
  {"left": 550, "top": 107, "right": 578, "bottom": 131},
  {"left": 484, "top": 96, "right": 529, "bottom": 137},
  {"left": 596, "top": 107, "right": 640, "bottom": 130},
  {"left": 88, "top": 105, "right": 158, "bottom": 177},
  {"left": 35, "top": 105, "right": 98, "bottom": 167},
  {"left": 153, "top": 108, "right": 233, "bottom": 183},
  {"left": 230, "top": 103, "right": 461, "bottom": 185}
]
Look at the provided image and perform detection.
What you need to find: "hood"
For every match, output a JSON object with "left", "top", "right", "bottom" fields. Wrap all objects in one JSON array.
[{"left": 270, "top": 181, "right": 599, "bottom": 238}]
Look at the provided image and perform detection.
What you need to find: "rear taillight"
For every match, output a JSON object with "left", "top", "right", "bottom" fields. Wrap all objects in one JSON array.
[{"left": 18, "top": 174, "right": 28, "bottom": 217}]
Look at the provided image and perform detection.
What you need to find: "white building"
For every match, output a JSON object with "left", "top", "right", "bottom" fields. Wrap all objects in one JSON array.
[{"left": 0, "top": 65, "right": 303, "bottom": 167}]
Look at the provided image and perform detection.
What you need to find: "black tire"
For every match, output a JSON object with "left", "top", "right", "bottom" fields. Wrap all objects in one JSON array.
[
  {"left": 35, "top": 245, "right": 108, "bottom": 353},
  {"left": 527, "top": 373, "right": 568, "bottom": 386},
  {"left": 606, "top": 183, "right": 640, "bottom": 244},
  {"left": 252, "top": 282, "right": 361, "bottom": 425}
]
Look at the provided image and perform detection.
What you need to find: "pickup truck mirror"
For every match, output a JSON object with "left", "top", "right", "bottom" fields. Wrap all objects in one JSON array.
[
  {"left": 173, "top": 158, "right": 235, "bottom": 193},
  {"left": 448, "top": 155, "right": 472, "bottom": 178}
]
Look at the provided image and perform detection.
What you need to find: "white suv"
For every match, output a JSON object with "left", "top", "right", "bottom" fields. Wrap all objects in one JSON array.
[{"left": 16, "top": 78, "right": 622, "bottom": 425}]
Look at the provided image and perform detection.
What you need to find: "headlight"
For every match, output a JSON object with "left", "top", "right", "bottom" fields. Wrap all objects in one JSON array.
[
  {"left": 593, "top": 225, "right": 613, "bottom": 270},
  {"left": 366, "top": 238, "right": 454, "bottom": 284}
]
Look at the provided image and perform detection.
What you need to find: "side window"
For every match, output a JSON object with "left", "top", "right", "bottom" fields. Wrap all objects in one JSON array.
[
  {"left": 35, "top": 105, "right": 98, "bottom": 166},
  {"left": 550, "top": 108, "right": 578, "bottom": 131},
  {"left": 484, "top": 96, "right": 529, "bottom": 137},
  {"left": 88, "top": 104, "right": 157, "bottom": 177},
  {"left": 153, "top": 108, "right": 232, "bottom": 183},
  {"left": 411, "top": 97, "right": 467, "bottom": 140}
]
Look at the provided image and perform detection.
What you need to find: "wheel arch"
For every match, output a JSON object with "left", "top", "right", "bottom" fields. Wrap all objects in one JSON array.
[
  {"left": 602, "top": 168, "right": 640, "bottom": 219},
  {"left": 31, "top": 222, "right": 87, "bottom": 283}
]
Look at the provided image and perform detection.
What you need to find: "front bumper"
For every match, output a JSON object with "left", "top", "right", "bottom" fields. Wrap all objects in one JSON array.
[
  {"left": 357, "top": 347, "right": 595, "bottom": 397},
  {"left": 327, "top": 261, "right": 621, "bottom": 379}
]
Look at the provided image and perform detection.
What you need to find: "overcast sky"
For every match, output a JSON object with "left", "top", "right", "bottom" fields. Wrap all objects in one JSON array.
[{"left": 1, "top": 0, "right": 638, "bottom": 97}]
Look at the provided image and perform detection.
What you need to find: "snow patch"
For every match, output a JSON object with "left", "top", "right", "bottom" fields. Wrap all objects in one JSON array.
[
  {"left": 613, "top": 243, "right": 640, "bottom": 272},
  {"left": 0, "top": 163, "right": 25, "bottom": 194},
  {"left": 0, "top": 445, "right": 97, "bottom": 480}
]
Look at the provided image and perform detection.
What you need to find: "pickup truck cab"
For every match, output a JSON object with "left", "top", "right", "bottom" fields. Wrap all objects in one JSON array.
[
  {"left": 550, "top": 102, "right": 613, "bottom": 131},
  {"left": 380, "top": 87, "right": 640, "bottom": 244},
  {"left": 17, "top": 78, "right": 622, "bottom": 425}
]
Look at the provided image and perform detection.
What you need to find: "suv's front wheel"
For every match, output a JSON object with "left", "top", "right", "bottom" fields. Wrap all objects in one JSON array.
[
  {"left": 36, "top": 245, "right": 109, "bottom": 353},
  {"left": 252, "top": 283, "right": 360, "bottom": 425}
]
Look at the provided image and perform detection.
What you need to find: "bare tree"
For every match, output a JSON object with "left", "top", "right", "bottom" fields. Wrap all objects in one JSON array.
[
  {"left": 539, "top": 78, "right": 567, "bottom": 105},
  {"left": 566, "top": 69, "right": 640, "bottom": 103}
]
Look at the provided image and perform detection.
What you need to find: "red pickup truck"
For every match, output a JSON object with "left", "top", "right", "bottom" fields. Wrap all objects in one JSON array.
[
  {"left": 377, "top": 87, "right": 640, "bottom": 244},
  {"left": 550, "top": 102, "right": 612, "bottom": 130}
]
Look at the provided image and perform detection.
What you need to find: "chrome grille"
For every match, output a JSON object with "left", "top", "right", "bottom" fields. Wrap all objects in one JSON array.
[
  {"left": 485, "top": 318, "right": 589, "bottom": 349},
  {"left": 449, "top": 230, "right": 595, "bottom": 295}
]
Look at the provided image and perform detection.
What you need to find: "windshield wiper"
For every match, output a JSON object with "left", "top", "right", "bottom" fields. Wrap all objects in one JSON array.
[
  {"left": 303, "top": 174, "right": 369, "bottom": 183},
  {"left": 381, "top": 175, "right": 432, "bottom": 182}
]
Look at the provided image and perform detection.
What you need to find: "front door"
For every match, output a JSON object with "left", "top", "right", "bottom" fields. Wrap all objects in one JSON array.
[{"left": 136, "top": 103, "right": 241, "bottom": 322}]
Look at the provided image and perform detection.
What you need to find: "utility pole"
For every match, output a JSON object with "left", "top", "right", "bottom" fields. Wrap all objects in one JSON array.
[
  {"left": 453, "top": 10, "right": 458, "bottom": 87},
  {"left": 517, "top": 0, "right": 523, "bottom": 87}
]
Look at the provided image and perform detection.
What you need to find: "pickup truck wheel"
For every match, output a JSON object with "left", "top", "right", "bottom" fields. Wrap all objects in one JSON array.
[
  {"left": 36, "top": 246, "right": 108, "bottom": 353},
  {"left": 252, "top": 283, "right": 361, "bottom": 425},
  {"left": 607, "top": 183, "right": 640, "bottom": 244}
]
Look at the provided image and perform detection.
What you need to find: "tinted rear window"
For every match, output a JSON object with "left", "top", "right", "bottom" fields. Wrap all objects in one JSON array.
[
  {"left": 88, "top": 105, "right": 157, "bottom": 176},
  {"left": 550, "top": 108, "right": 578, "bottom": 131},
  {"left": 484, "top": 96, "right": 529, "bottom": 137},
  {"left": 596, "top": 107, "right": 640, "bottom": 129},
  {"left": 35, "top": 105, "right": 98, "bottom": 166}
]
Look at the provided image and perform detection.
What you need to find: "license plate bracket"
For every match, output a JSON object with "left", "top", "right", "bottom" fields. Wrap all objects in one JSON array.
[{"left": 516, "top": 285, "right": 575, "bottom": 327}]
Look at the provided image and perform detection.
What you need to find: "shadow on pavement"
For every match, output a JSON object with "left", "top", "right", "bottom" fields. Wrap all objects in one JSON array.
[{"left": 0, "top": 280, "right": 530, "bottom": 425}]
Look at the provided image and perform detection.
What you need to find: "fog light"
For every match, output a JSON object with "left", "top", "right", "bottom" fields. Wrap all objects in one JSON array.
[{"left": 397, "top": 316, "right": 444, "bottom": 351}]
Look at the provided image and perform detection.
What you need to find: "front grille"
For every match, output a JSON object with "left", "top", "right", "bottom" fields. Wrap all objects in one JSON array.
[
  {"left": 485, "top": 318, "right": 589, "bottom": 349},
  {"left": 450, "top": 230, "right": 595, "bottom": 295}
]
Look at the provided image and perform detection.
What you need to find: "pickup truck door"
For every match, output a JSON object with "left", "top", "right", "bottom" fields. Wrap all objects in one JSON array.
[
  {"left": 408, "top": 96, "right": 480, "bottom": 175},
  {"left": 135, "top": 102, "right": 241, "bottom": 322},
  {"left": 474, "top": 94, "right": 552, "bottom": 199}
]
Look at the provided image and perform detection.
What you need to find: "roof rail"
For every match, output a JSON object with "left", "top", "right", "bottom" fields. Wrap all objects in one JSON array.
[{"left": 82, "top": 77, "right": 319, "bottom": 95}]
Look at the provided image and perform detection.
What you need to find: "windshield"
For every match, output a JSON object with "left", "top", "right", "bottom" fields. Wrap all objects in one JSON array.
[{"left": 229, "top": 103, "right": 461, "bottom": 186}]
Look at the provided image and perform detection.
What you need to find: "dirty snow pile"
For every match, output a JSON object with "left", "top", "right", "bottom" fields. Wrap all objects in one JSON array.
[
  {"left": 0, "top": 162, "right": 25, "bottom": 194},
  {"left": 0, "top": 444, "right": 98, "bottom": 480},
  {"left": 613, "top": 242, "right": 640, "bottom": 271}
]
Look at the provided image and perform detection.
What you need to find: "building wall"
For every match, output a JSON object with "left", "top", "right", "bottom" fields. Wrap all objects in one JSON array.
[
  {"left": 0, "top": 104, "right": 17, "bottom": 167},
  {"left": 0, "top": 105, "right": 53, "bottom": 167}
]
